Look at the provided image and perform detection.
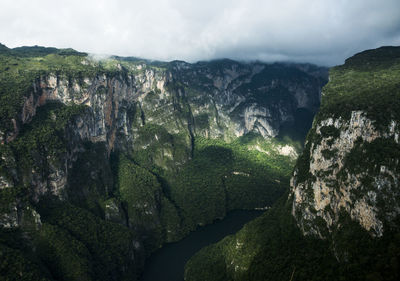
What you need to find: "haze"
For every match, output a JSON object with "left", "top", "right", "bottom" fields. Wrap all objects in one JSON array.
[{"left": 1, "top": 0, "right": 400, "bottom": 66}]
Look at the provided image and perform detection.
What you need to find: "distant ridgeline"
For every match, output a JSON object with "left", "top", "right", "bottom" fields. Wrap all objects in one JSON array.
[
  {"left": 0, "top": 43, "right": 326, "bottom": 280},
  {"left": 185, "top": 46, "right": 400, "bottom": 281}
]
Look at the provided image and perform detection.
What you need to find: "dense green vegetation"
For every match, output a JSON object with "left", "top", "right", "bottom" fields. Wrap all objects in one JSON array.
[
  {"left": 0, "top": 228, "right": 52, "bottom": 281},
  {"left": 34, "top": 223, "right": 94, "bottom": 281},
  {"left": 131, "top": 123, "right": 191, "bottom": 173},
  {"left": 0, "top": 44, "right": 166, "bottom": 135},
  {"left": 15, "top": 102, "right": 86, "bottom": 159},
  {"left": 185, "top": 46, "right": 400, "bottom": 281},
  {"left": 185, "top": 197, "right": 336, "bottom": 281},
  {"left": 116, "top": 154, "right": 166, "bottom": 250},
  {"left": 0, "top": 100, "right": 298, "bottom": 280},
  {"left": 66, "top": 141, "right": 114, "bottom": 217},
  {"left": 190, "top": 135, "right": 293, "bottom": 207},
  {"left": 0, "top": 101, "right": 87, "bottom": 197},
  {"left": 158, "top": 133, "right": 296, "bottom": 235},
  {"left": 318, "top": 46, "right": 400, "bottom": 126},
  {"left": 126, "top": 118, "right": 299, "bottom": 238},
  {"left": 36, "top": 201, "right": 143, "bottom": 281},
  {"left": 185, "top": 196, "right": 400, "bottom": 281},
  {"left": 0, "top": 202, "right": 144, "bottom": 281},
  {"left": 0, "top": 44, "right": 322, "bottom": 280},
  {"left": 0, "top": 101, "right": 142, "bottom": 280},
  {"left": 129, "top": 130, "right": 298, "bottom": 241},
  {"left": 295, "top": 46, "right": 400, "bottom": 186},
  {"left": 0, "top": 47, "right": 91, "bottom": 134},
  {"left": 0, "top": 243, "right": 51, "bottom": 281}
]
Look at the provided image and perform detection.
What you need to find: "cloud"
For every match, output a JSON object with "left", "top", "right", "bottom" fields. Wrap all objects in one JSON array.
[{"left": 1, "top": 0, "right": 399, "bottom": 65}]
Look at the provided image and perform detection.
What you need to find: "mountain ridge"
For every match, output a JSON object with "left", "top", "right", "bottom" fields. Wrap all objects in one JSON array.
[
  {"left": 0, "top": 44, "right": 326, "bottom": 280},
  {"left": 184, "top": 45, "right": 400, "bottom": 281}
]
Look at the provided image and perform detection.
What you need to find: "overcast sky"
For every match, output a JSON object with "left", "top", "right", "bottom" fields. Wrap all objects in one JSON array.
[{"left": 1, "top": 0, "right": 400, "bottom": 66}]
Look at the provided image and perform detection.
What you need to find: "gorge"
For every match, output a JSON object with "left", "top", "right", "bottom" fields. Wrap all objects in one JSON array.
[
  {"left": 185, "top": 46, "right": 400, "bottom": 281},
  {"left": 0, "top": 43, "right": 399, "bottom": 281},
  {"left": 0, "top": 43, "right": 326, "bottom": 280}
]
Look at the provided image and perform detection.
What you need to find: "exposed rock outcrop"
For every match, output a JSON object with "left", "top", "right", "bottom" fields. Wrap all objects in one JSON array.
[
  {"left": 4, "top": 60, "right": 326, "bottom": 150},
  {"left": 290, "top": 46, "right": 400, "bottom": 243},
  {"left": 0, "top": 46, "right": 327, "bottom": 280},
  {"left": 0, "top": 58, "right": 326, "bottom": 209},
  {"left": 183, "top": 46, "right": 400, "bottom": 281},
  {"left": 291, "top": 111, "right": 400, "bottom": 238}
]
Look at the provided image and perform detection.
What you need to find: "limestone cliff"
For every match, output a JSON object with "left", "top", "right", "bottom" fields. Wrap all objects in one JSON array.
[
  {"left": 0, "top": 45, "right": 326, "bottom": 280},
  {"left": 291, "top": 111, "right": 399, "bottom": 238},
  {"left": 0, "top": 48, "right": 326, "bottom": 215},
  {"left": 184, "top": 46, "right": 400, "bottom": 281},
  {"left": 2, "top": 59, "right": 325, "bottom": 147},
  {"left": 291, "top": 46, "right": 400, "bottom": 241}
]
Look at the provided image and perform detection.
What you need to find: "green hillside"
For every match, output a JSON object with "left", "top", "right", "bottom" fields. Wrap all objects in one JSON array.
[{"left": 185, "top": 46, "right": 400, "bottom": 281}]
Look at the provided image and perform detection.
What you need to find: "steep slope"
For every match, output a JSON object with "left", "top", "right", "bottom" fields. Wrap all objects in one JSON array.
[
  {"left": 292, "top": 46, "right": 400, "bottom": 239},
  {"left": 0, "top": 44, "right": 326, "bottom": 280},
  {"left": 185, "top": 46, "right": 400, "bottom": 281}
]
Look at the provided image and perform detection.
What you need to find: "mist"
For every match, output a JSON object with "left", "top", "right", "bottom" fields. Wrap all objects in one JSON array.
[{"left": 1, "top": 0, "right": 400, "bottom": 65}]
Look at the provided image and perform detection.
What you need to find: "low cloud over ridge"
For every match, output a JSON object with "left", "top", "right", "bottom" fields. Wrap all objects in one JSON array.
[{"left": 1, "top": 0, "right": 400, "bottom": 65}]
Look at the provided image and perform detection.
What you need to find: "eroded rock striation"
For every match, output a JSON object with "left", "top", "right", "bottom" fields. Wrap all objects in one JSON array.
[
  {"left": 291, "top": 111, "right": 399, "bottom": 238},
  {"left": 0, "top": 45, "right": 326, "bottom": 280},
  {"left": 184, "top": 46, "right": 400, "bottom": 281},
  {"left": 291, "top": 46, "right": 400, "bottom": 242}
]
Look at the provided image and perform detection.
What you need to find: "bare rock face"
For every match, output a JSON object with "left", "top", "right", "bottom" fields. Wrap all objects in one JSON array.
[
  {"left": 182, "top": 47, "right": 400, "bottom": 281},
  {"left": 0, "top": 60, "right": 325, "bottom": 204},
  {"left": 291, "top": 111, "right": 400, "bottom": 238},
  {"left": 30, "top": 72, "right": 166, "bottom": 152},
  {"left": 0, "top": 46, "right": 333, "bottom": 280},
  {"left": 0, "top": 54, "right": 326, "bottom": 232},
  {"left": 8, "top": 60, "right": 325, "bottom": 149},
  {"left": 290, "top": 47, "right": 400, "bottom": 245}
]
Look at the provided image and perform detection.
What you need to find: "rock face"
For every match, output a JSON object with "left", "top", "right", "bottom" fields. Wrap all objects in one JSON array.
[
  {"left": 0, "top": 45, "right": 327, "bottom": 280},
  {"left": 291, "top": 111, "right": 399, "bottom": 238},
  {"left": 2, "top": 59, "right": 326, "bottom": 149},
  {"left": 0, "top": 54, "right": 326, "bottom": 205},
  {"left": 184, "top": 46, "right": 400, "bottom": 281},
  {"left": 290, "top": 46, "right": 400, "bottom": 241}
]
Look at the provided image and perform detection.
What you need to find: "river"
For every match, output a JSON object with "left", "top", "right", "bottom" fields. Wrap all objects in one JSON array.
[{"left": 140, "top": 210, "right": 263, "bottom": 281}]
